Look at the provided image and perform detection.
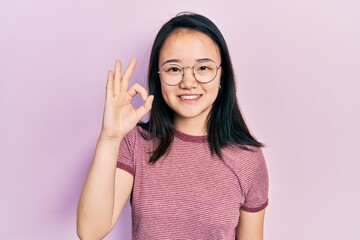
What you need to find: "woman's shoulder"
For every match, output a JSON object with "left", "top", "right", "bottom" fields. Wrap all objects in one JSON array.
[
  {"left": 222, "top": 145, "right": 266, "bottom": 169},
  {"left": 224, "top": 144, "right": 263, "bottom": 156},
  {"left": 222, "top": 145, "right": 268, "bottom": 191}
]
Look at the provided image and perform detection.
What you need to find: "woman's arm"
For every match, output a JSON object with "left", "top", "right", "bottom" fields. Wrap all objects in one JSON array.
[
  {"left": 77, "top": 137, "right": 133, "bottom": 240},
  {"left": 236, "top": 209, "right": 266, "bottom": 240},
  {"left": 76, "top": 59, "right": 153, "bottom": 239}
]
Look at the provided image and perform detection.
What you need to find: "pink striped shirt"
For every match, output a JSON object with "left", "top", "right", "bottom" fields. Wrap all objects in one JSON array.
[{"left": 117, "top": 126, "right": 269, "bottom": 239}]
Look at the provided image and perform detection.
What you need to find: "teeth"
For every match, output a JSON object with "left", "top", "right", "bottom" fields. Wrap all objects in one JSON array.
[{"left": 180, "top": 95, "right": 200, "bottom": 100}]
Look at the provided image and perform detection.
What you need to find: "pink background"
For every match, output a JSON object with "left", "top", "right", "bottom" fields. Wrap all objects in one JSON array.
[{"left": 1, "top": 0, "right": 359, "bottom": 239}]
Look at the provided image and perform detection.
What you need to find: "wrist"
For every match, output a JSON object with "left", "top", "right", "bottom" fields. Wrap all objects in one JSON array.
[{"left": 98, "top": 132, "right": 124, "bottom": 143}]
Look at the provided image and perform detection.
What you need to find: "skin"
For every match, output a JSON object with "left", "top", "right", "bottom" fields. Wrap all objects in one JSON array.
[
  {"left": 77, "top": 30, "right": 265, "bottom": 240},
  {"left": 237, "top": 209, "right": 266, "bottom": 240},
  {"left": 77, "top": 59, "right": 152, "bottom": 239},
  {"left": 159, "top": 30, "right": 221, "bottom": 135}
]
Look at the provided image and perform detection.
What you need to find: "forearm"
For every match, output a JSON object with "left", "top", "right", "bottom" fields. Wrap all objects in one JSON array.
[
  {"left": 76, "top": 58, "right": 152, "bottom": 239},
  {"left": 236, "top": 209, "right": 265, "bottom": 240},
  {"left": 77, "top": 136, "right": 122, "bottom": 239}
]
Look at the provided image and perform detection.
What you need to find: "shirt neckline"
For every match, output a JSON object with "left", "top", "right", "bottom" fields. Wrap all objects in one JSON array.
[{"left": 173, "top": 128, "right": 207, "bottom": 143}]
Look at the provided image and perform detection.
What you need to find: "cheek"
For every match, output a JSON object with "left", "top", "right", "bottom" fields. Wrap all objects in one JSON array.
[
  {"left": 160, "top": 85, "right": 171, "bottom": 104},
  {"left": 211, "top": 87, "right": 220, "bottom": 100},
  {"left": 208, "top": 79, "right": 221, "bottom": 96}
]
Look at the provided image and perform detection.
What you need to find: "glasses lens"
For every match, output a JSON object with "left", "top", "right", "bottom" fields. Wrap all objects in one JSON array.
[
  {"left": 159, "top": 62, "right": 219, "bottom": 85},
  {"left": 194, "top": 62, "right": 218, "bottom": 83},
  {"left": 159, "top": 64, "right": 183, "bottom": 85}
]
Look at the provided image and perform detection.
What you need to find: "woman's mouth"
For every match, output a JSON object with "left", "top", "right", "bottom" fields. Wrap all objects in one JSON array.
[{"left": 179, "top": 95, "right": 201, "bottom": 100}]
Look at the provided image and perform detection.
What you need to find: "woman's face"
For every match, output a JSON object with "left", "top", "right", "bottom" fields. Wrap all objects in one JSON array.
[{"left": 158, "top": 30, "right": 221, "bottom": 133}]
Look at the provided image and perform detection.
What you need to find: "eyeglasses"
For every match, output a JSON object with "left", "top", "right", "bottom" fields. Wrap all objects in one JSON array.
[{"left": 158, "top": 61, "right": 221, "bottom": 86}]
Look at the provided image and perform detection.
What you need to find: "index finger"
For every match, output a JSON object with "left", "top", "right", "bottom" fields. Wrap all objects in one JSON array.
[{"left": 120, "top": 58, "right": 137, "bottom": 90}]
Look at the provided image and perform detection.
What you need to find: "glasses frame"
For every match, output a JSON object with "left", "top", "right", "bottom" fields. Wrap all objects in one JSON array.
[{"left": 157, "top": 62, "right": 221, "bottom": 86}]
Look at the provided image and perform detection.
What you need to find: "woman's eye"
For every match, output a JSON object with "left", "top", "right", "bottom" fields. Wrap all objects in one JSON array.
[
  {"left": 198, "top": 65, "right": 211, "bottom": 71},
  {"left": 166, "top": 67, "right": 181, "bottom": 72}
]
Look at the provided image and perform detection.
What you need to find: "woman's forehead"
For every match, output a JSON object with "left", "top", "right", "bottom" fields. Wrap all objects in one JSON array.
[{"left": 159, "top": 29, "right": 220, "bottom": 65}]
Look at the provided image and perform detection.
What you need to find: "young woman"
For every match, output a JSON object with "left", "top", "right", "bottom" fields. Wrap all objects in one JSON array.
[{"left": 77, "top": 12, "right": 269, "bottom": 240}]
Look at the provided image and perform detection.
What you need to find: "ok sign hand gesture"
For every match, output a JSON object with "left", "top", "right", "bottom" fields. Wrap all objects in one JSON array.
[{"left": 100, "top": 59, "right": 154, "bottom": 140}]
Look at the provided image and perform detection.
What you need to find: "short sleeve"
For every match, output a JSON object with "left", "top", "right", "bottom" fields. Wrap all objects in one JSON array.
[
  {"left": 240, "top": 149, "right": 269, "bottom": 212},
  {"left": 116, "top": 127, "right": 138, "bottom": 176}
]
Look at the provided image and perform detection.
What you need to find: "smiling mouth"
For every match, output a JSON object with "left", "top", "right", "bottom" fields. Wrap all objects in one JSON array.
[{"left": 179, "top": 95, "right": 201, "bottom": 100}]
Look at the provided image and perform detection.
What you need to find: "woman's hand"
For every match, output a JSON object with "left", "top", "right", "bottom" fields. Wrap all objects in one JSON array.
[
  {"left": 77, "top": 59, "right": 147, "bottom": 239},
  {"left": 100, "top": 58, "right": 154, "bottom": 140}
]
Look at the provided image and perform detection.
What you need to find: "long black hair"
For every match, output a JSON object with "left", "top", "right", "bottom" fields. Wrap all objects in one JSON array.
[{"left": 139, "top": 12, "right": 263, "bottom": 163}]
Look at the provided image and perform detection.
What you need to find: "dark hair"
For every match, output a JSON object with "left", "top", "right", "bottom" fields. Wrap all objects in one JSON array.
[{"left": 139, "top": 12, "right": 263, "bottom": 163}]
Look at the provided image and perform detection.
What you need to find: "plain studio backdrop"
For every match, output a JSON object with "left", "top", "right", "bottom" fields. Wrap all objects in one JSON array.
[{"left": 1, "top": 0, "right": 359, "bottom": 239}]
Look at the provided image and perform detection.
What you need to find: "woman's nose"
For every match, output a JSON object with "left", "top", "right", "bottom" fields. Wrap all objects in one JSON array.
[{"left": 179, "top": 67, "right": 198, "bottom": 89}]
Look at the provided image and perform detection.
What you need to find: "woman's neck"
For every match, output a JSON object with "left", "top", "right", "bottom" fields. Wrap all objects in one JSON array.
[{"left": 173, "top": 118, "right": 207, "bottom": 136}]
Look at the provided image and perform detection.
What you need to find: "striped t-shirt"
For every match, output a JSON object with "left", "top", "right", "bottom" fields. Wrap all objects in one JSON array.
[{"left": 117, "top": 126, "right": 269, "bottom": 239}]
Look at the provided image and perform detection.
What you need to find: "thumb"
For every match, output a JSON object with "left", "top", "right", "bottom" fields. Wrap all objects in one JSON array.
[{"left": 135, "top": 95, "right": 154, "bottom": 120}]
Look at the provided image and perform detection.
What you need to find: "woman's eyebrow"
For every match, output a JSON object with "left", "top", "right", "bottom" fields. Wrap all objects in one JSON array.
[
  {"left": 160, "top": 59, "right": 180, "bottom": 67},
  {"left": 196, "top": 58, "right": 216, "bottom": 63},
  {"left": 160, "top": 58, "right": 216, "bottom": 67}
]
